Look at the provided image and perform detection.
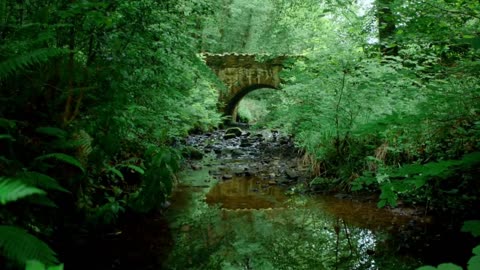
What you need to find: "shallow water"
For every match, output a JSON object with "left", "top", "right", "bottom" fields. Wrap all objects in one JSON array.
[
  {"left": 165, "top": 171, "right": 426, "bottom": 269},
  {"left": 205, "top": 176, "right": 288, "bottom": 209}
]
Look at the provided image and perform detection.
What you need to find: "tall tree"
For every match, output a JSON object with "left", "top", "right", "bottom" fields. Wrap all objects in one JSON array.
[{"left": 376, "top": 0, "right": 397, "bottom": 55}]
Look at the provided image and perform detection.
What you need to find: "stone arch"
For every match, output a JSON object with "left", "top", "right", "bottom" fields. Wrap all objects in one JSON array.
[
  {"left": 224, "top": 84, "right": 278, "bottom": 121},
  {"left": 202, "top": 53, "right": 296, "bottom": 122}
]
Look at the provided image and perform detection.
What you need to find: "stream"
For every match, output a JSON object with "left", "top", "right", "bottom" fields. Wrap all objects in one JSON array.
[
  {"left": 163, "top": 128, "right": 426, "bottom": 269},
  {"left": 65, "top": 127, "right": 475, "bottom": 270}
]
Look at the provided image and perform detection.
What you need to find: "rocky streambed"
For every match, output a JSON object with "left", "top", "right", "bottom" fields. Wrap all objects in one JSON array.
[
  {"left": 64, "top": 127, "right": 476, "bottom": 270},
  {"left": 185, "top": 127, "right": 306, "bottom": 186}
]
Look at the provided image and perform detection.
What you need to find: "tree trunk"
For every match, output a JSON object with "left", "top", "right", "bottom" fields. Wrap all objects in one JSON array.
[{"left": 376, "top": 0, "right": 397, "bottom": 55}]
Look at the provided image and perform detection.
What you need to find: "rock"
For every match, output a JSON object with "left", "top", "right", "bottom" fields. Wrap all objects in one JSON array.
[
  {"left": 191, "top": 164, "right": 202, "bottom": 170},
  {"left": 285, "top": 169, "right": 299, "bottom": 180},
  {"left": 240, "top": 140, "right": 252, "bottom": 147},
  {"left": 223, "top": 133, "right": 237, "bottom": 140},
  {"left": 183, "top": 146, "right": 203, "bottom": 160},
  {"left": 222, "top": 174, "right": 233, "bottom": 180},
  {"left": 225, "top": 127, "right": 243, "bottom": 136},
  {"left": 280, "top": 138, "right": 289, "bottom": 145},
  {"left": 334, "top": 193, "right": 350, "bottom": 199},
  {"left": 232, "top": 149, "right": 243, "bottom": 157}
]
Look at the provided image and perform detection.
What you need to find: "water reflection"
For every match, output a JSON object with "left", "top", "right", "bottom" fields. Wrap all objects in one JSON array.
[
  {"left": 205, "top": 176, "right": 288, "bottom": 209},
  {"left": 168, "top": 176, "right": 421, "bottom": 269}
]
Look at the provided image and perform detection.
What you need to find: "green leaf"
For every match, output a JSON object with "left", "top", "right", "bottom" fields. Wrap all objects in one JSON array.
[
  {"left": 106, "top": 165, "right": 124, "bottom": 180},
  {"left": 0, "top": 48, "right": 69, "bottom": 79},
  {"left": 35, "top": 127, "right": 67, "bottom": 139},
  {"left": 417, "top": 264, "right": 462, "bottom": 270},
  {"left": 473, "top": 245, "right": 480, "bottom": 256},
  {"left": 35, "top": 153, "right": 85, "bottom": 173},
  {"left": 0, "top": 134, "right": 14, "bottom": 141},
  {"left": 23, "top": 194, "right": 58, "bottom": 208},
  {"left": 26, "top": 260, "right": 64, "bottom": 270},
  {"left": 0, "top": 118, "right": 16, "bottom": 129},
  {"left": 17, "top": 172, "right": 69, "bottom": 193},
  {"left": 0, "top": 178, "right": 45, "bottom": 205},
  {"left": 469, "top": 255, "right": 480, "bottom": 270},
  {"left": 120, "top": 164, "right": 145, "bottom": 175},
  {"left": 437, "top": 263, "right": 463, "bottom": 270},
  {"left": 0, "top": 225, "right": 58, "bottom": 266},
  {"left": 26, "top": 260, "right": 45, "bottom": 270},
  {"left": 462, "top": 220, "right": 480, "bottom": 237}
]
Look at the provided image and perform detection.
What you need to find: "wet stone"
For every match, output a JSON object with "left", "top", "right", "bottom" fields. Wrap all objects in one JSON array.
[
  {"left": 223, "top": 133, "right": 237, "bottom": 140},
  {"left": 191, "top": 164, "right": 202, "bottom": 170},
  {"left": 225, "top": 127, "right": 243, "bottom": 136},
  {"left": 222, "top": 174, "right": 233, "bottom": 180},
  {"left": 285, "top": 169, "right": 299, "bottom": 180}
]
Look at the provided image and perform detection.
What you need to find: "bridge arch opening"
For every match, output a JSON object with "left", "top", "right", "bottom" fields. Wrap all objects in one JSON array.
[{"left": 224, "top": 84, "right": 278, "bottom": 122}]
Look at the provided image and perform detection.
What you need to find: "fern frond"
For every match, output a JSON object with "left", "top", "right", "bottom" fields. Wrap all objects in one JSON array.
[
  {"left": 0, "top": 178, "right": 45, "bottom": 205},
  {"left": 35, "top": 127, "right": 67, "bottom": 140},
  {"left": 23, "top": 194, "right": 58, "bottom": 208},
  {"left": 0, "top": 118, "right": 16, "bottom": 129},
  {"left": 0, "top": 48, "right": 69, "bottom": 79},
  {"left": 120, "top": 164, "right": 145, "bottom": 175},
  {"left": 72, "top": 130, "right": 93, "bottom": 166},
  {"left": 131, "top": 148, "right": 178, "bottom": 212},
  {"left": 26, "top": 260, "right": 64, "bottom": 270},
  {"left": 106, "top": 165, "right": 124, "bottom": 180},
  {"left": 35, "top": 153, "right": 85, "bottom": 173},
  {"left": 0, "top": 134, "right": 14, "bottom": 141},
  {"left": 0, "top": 225, "right": 58, "bottom": 266},
  {"left": 16, "top": 172, "right": 69, "bottom": 193}
]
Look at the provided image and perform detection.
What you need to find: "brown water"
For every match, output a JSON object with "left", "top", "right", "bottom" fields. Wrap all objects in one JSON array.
[
  {"left": 205, "top": 176, "right": 288, "bottom": 209},
  {"left": 204, "top": 175, "right": 424, "bottom": 231},
  {"left": 166, "top": 174, "right": 426, "bottom": 269}
]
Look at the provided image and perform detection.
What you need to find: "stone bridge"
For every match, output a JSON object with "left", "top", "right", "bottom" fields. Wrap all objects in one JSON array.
[{"left": 203, "top": 53, "right": 289, "bottom": 121}]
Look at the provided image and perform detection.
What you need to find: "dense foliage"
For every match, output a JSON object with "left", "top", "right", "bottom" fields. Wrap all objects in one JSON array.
[{"left": 0, "top": 0, "right": 221, "bottom": 268}]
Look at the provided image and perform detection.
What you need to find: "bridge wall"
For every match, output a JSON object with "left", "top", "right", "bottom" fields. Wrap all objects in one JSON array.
[{"left": 203, "top": 53, "right": 286, "bottom": 121}]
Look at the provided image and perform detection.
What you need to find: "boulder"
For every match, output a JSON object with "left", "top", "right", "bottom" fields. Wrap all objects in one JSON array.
[
  {"left": 182, "top": 146, "right": 203, "bottom": 160},
  {"left": 225, "top": 127, "right": 243, "bottom": 136},
  {"left": 191, "top": 164, "right": 202, "bottom": 170},
  {"left": 285, "top": 169, "right": 299, "bottom": 180},
  {"left": 223, "top": 133, "right": 237, "bottom": 140}
]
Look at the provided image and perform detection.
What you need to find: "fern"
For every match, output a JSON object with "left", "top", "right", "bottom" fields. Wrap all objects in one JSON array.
[
  {"left": 417, "top": 263, "right": 462, "bottom": 270},
  {"left": 0, "top": 178, "right": 45, "bottom": 205},
  {"left": 0, "top": 226, "right": 58, "bottom": 266},
  {"left": 22, "top": 195, "right": 58, "bottom": 208},
  {"left": 391, "top": 152, "right": 480, "bottom": 188},
  {"left": 26, "top": 260, "right": 64, "bottom": 270},
  {"left": 0, "top": 134, "right": 14, "bottom": 141},
  {"left": 462, "top": 220, "right": 480, "bottom": 237},
  {"left": 0, "top": 118, "right": 16, "bottom": 129},
  {"left": 72, "top": 130, "right": 93, "bottom": 166},
  {"left": 119, "top": 164, "right": 145, "bottom": 175},
  {"left": 130, "top": 147, "right": 179, "bottom": 213},
  {"left": 17, "top": 172, "right": 69, "bottom": 193},
  {"left": 0, "top": 48, "right": 69, "bottom": 79},
  {"left": 35, "top": 127, "right": 67, "bottom": 140},
  {"left": 35, "top": 153, "right": 85, "bottom": 173},
  {"left": 106, "top": 165, "right": 124, "bottom": 180}
]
